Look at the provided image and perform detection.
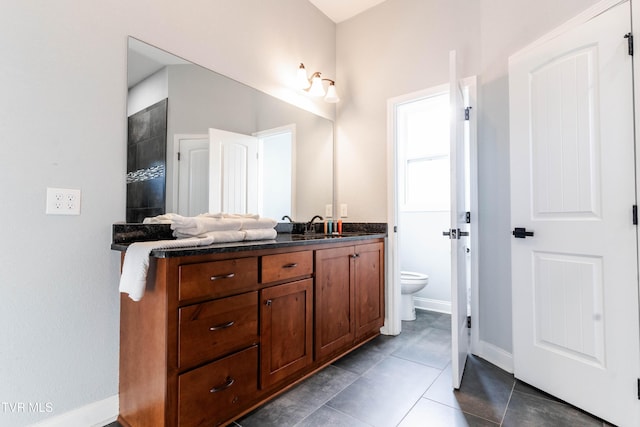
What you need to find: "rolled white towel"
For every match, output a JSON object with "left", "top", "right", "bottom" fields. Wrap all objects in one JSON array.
[
  {"left": 240, "top": 218, "right": 278, "bottom": 230},
  {"left": 119, "top": 236, "right": 214, "bottom": 301},
  {"left": 244, "top": 228, "right": 277, "bottom": 241}
]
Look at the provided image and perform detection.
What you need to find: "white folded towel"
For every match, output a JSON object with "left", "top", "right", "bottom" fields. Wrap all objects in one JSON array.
[
  {"left": 119, "top": 236, "right": 214, "bottom": 301},
  {"left": 202, "top": 212, "right": 260, "bottom": 220},
  {"left": 142, "top": 213, "right": 183, "bottom": 224},
  {"left": 170, "top": 217, "right": 243, "bottom": 236},
  {"left": 239, "top": 218, "right": 278, "bottom": 230},
  {"left": 181, "top": 230, "right": 246, "bottom": 242},
  {"left": 244, "top": 228, "right": 277, "bottom": 241}
]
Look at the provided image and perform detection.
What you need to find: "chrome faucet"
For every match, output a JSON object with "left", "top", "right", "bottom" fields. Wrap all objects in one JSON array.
[
  {"left": 281, "top": 215, "right": 293, "bottom": 222},
  {"left": 306, "top": 215, "right": 323, "bottom": 233}
]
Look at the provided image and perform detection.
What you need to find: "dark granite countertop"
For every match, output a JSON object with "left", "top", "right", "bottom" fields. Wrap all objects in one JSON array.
[{"left": 111, "top": 222, "right": 387, "bottom": 258}]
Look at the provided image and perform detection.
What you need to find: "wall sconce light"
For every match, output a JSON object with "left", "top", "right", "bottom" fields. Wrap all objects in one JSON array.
[{"left": 297, "top": 63, "right": 340, "bottom": 103}]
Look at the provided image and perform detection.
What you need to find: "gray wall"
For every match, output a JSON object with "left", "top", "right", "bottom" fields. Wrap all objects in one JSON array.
[
  {"left": 335, "top": 0, "right": 599, "bottom": 362},
  {"left": 0, "top": 1, "right": 335, "bottom": 425}
]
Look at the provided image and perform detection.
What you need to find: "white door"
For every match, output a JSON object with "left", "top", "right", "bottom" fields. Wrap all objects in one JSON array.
[
  {"left": 509, "top": 2, "right": 639, "bottom": 425},
  {"left": 177, "top": 137, "right": 209, "bottom": 216},
  {"left": 209, "top": 128, "right": 259, "bottom": 214},
  {"left": 448, "top": 50, "right": 469, "bottom": 389}
]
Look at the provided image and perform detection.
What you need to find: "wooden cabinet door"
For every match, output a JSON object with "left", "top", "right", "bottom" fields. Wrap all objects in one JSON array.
[
  {"left": 260, "top": 278, "right": 313, "bottom": 389},
  {"left": 354, "top": 242, "right": 385, "bottom": 339},
  {"left": 315, "top": 246, "right": 356, "bottom": 360}
]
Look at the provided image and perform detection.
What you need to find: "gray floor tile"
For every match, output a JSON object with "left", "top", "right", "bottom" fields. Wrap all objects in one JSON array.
[
  {"left": 402, "top": 310, "right": 451, "bottom": 333},
  {"left": 332, "top": 342, "right": 387, "bottom": 375},
  {"left": 392, "top": 326, "right": 451, "bottom": 369},
  {"left": 513, "top": 379, "right": 564, "bottom": 403},
  {"left": 296, "top": 405, "right": 372, "bottom": 427},
  {"left": 361, "top": 329, "right": 415, "bottom": 355},
  {"left": 502, "top": 390, "right": 604, "bottom": 427},
  {"left": 285, "top": 364, "right": 359, "bottom": 406},
  {"left": 422, "top": 364, "right": 462, "bottom": 409},
  {"left": 425, "top": 355, "right": 514, "bottom": 424},
  {"left": 327, "top": 356, "right": 441, "bottom": 427},
  {"left": 237, "top": 394, "right": 318, "bottom": 427},
  {"left": 398, "top": 398, "right": 499, "bottom": 427}
]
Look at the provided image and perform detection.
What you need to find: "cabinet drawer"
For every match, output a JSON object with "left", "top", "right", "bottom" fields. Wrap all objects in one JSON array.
[
  {"left": 261, "top": 251, "right": 313, "bottom": 283},
  {"left": 179, "top": 257, "right": 258, "bottom": 301},
  {"left": 178, "top": 346, "right": 258, "bottom": 427},
  {"left": 179, "top": 292, "right": 258, "bottom": 369}
]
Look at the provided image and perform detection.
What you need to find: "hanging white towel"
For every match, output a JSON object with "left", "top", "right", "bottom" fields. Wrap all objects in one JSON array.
[{"left": 119, "top": 236, "right": 214, "bottom": 301}]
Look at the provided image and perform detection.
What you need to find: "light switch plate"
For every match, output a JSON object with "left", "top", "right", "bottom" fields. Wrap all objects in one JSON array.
[
  {"left": 340, "top": 203, "right": 348, "bottom": 217},
  {"left": 325, "top": 204, "right": 332, "bottom": 218},
  {"left": 46, "top": 187, "right": 81, "bottom": 215}
]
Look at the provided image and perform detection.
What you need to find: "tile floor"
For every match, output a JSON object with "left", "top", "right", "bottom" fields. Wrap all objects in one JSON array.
[{"left": 107, "top": 310, "right": 611, "bottom": 427}]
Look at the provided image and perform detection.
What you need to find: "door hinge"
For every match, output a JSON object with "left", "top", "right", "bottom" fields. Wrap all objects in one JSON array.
[
  {"left": 177, "top": 152, "right": 181, "bottom": 161},
  {"left": 394, "top": 225, "right": 398, "bottom": 233},
  {"left": 625, "top": 33, "right": 633, "bottom": 56},
  {"left": 467, "top": 316, "right": 471, "bottom": 328},
  {"left": 464, "top": 107, "right": 472, "bottom": 121},
  {"left": 633, "top": 205, "right": 637, "bottom": 225},
  {"left": 637, "top": 378, "right": 640, "bottom": 399}
]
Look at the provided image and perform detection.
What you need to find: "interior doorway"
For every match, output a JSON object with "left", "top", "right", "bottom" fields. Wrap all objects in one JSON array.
[{"left": 385, "top": 76, "right": 478, "bottom": 359}]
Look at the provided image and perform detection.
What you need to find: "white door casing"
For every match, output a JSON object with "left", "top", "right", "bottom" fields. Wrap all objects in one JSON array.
[
  {"left": 509, "top": 1, "right": 639, "bottom": 425},
  {"left": 449, "top": 50, "right": 470, "bottom": 389}
]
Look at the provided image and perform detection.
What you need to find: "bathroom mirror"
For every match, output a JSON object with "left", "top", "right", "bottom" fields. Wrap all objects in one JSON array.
[{"left": 126, "top": 37, "right": 333, "bottom": 223}]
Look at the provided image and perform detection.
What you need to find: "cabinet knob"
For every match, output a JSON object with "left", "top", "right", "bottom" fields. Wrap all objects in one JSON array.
[
  {"left": 351, "top": 253, "right": 360, "bottom": 259},
  {"left": 265, "top": 299, "right": 272, "bottom": 306}
]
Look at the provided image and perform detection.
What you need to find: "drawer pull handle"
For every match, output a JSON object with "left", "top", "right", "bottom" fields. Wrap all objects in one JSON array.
[
  {"left": 209, "top": 321, "right": 235, "bottom": 331},
  {"left": 283, "top": 263, "right": 298, "bottom": 269},
  {"left": 210, "top": 273, "right": 235, "bottom": 281},
  {"left": 210, "top": 376, "right": 235, "bottom": 393}
]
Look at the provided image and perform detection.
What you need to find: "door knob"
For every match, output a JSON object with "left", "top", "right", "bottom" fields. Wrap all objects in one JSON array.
[{"left": 512, "top": 227, "right": 534, "bottom": 238}]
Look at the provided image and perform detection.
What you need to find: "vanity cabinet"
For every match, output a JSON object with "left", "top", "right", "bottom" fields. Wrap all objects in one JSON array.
[
  {"left": 260, "top": 278, "right": 313, "bottom": 389},
  {"left": 315, "top": 242, "right": 385, "bottom": 360},
  {"left": 353, "top": 242, "right": 385, "bottom": 339},
  {"left": 117, "top": 237, "right": 383, "bottom": 427}
]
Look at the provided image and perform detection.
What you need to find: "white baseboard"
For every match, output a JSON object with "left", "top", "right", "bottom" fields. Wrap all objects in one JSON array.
[
  {"left": 29, "top": 395, "right": 118, "bottom": 427},
  {"left": 413, "top": 296, "right": 451, "bottom": 314},
  {"left": 473, "top": 339, "right": 514, "bottom": 374}
]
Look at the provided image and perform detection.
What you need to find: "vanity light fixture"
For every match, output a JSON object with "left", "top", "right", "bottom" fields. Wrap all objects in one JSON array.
[{"left": 297, "top": 63, "right": 340, "bottom": 103}]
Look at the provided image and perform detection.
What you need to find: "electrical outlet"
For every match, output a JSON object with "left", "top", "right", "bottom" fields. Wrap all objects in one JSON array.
[
  {"left": 325, "top": 204, "right": 332, "bottom": 218},
  {"left": 46, "top": 187, "right": 81, "bottom": 215},
  {"left": 340, "top": 203, "right": 348, "bottom": 218}
]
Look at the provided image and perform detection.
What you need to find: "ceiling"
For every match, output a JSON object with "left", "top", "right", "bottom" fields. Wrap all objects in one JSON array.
[{"left": 308, "top": 0, "right": 387, "bottom": 23}]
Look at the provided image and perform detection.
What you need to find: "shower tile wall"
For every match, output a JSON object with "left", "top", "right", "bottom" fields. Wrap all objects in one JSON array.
[{"left": 126, "top": 98, "right": 168, "bottom": 223}]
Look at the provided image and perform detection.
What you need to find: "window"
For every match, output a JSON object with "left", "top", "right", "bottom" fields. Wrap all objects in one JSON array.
[{"left": 397, "top": 89, "right": 450, "bottom": 211}]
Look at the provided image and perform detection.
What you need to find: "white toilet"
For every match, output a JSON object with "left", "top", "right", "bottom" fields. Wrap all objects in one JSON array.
[{"left": 400, "top": 271, "right": 429, "bottom": 321}]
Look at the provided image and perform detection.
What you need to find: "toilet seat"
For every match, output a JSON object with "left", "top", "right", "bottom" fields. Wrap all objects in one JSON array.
[{"left": 401, "top": 271, "right": 428, "bottom": 283}]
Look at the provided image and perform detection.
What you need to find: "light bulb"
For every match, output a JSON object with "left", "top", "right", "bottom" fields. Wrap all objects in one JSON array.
[
  {"left": 324, "top": 83, "right": 340, "bottom": 103},
  {"left": 296, "top": 63, "right": 310, "bottom": 90},
  {"left": 308, "top": 75, "right": 325, "bottom": 97}
]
